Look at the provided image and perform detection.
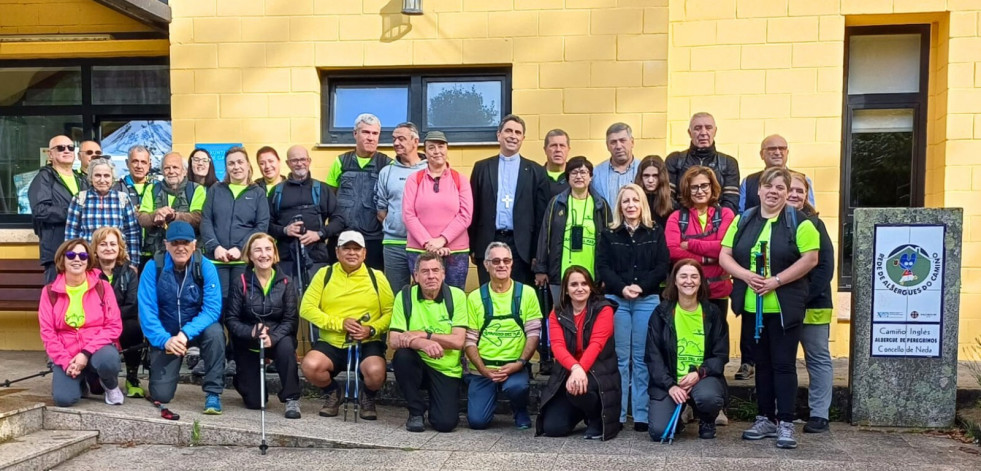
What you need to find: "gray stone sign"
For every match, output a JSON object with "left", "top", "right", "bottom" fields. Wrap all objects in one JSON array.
[{"left": 849, "top": 208, "right": 962, "bottom": 427}]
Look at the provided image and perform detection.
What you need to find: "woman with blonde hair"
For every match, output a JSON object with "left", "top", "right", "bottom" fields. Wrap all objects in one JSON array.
[
  {"left": 596, "top": 183, "right": 670, "bottom": 431},
  {"left": 92, "top": 226, "right": 143, "bottom": 397}
]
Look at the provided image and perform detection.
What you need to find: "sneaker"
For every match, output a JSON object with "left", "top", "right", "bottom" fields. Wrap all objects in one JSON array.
[
  {"left": 698, "top": 421, "right": 717, "bottom": 439},
  {"left": 225, "top": 360, "right": 237, "bottom": 377},
  {"left": 319, "top": 387, "right": 341, "bottom": 417},
  {"left": 803, "top": 417, "right": 829, "bottom": 433},
  {"left": 203, "top": 394, "right": 223, "bottom": 415},
  {"left": 406, "top": 415, "right": 425, "bottom": 432},
  {"left": 734, "top": 363, "right": 755, "bottom": 380},
  {"left": 715, "top": 410, "right": 729, "bottom": 426},
  {"left": 742, "top": 416, "right": 778, "bottom": 440},
  {"left": 86, "top": 374, "right": 105, "bottom": 395},
  {"left": 284, "top": 399, "right": 301, "bottom": 419},
  {"left": 191, "top": 359, "right": 207, "bottom": 377},
  {"left": 125, "top": 379, "right": 145, "bottom": 398},
  {"left": 104, "top": 386, "right": 125, "bottom": 405},
  {"left": 514, "top": 410, "right": 532, "bottom": 430},
  {"left": 185, "top": 348, "right": 201, "bottom": 369},
  {"left": 633, "top": 422, "right": 649, "bottom": 432},
  {"left": 265, "top": 362, "right": 278, "bottom": 374},
  {"left": 583, "top": 421, "right": 603, "bottom": 440},
  {"left": 358, "top": 391, "right": 378, "bottom": 420},
  {"left": 776, "top": 421, "right": 798, "bottom": 449}
]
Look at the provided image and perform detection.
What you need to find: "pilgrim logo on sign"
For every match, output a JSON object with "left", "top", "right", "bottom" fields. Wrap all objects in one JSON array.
[{"left": 875, "top": 243, "right": 941, "bottom": 297}]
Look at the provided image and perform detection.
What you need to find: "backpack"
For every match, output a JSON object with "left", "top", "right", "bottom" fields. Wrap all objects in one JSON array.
[
  {"left": 400, "top": 284, "right": 454, "bottom": 327},
  {"left": 154, "top": 251, "right": 205, "bottom": 289},
  {"left": 240, "top": 272, "right": 288, "bottom": 297},
  {"left": 477, "top": 282, "right": 524, "bottom": 344},
  {"left": 678, "top": 204, "right": 723, "bottom": 241},
  {"left": 733, "top": 206, "right": 800, "bottom": 249},
  {"left": 46, "top": 279, "right": 106, "bottom": 308},
  {"left": 412, "top": 168, "right": 461, "bottom": 190},
  {"left": 152, "top": 182, "right": 196, "bottom": 211},
  {"left": 272, "top": 181, "right": 321, "bottom": 213}
]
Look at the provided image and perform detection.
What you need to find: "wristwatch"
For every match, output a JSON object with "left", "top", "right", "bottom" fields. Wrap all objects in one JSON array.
[
  {"left": 426, "top": 331, "right": 433, "bottom": 340},
  {"left": 517, "top": 359, "right": 529, "bottom": 367}
]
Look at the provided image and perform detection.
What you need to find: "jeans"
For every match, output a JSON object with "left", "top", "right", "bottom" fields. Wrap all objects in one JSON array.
[
  {"left": 407, "top": 251, "right": 469, "bottom": 290},
  {"left": 382, "top": 245, "right": 412, "bottom": 293},
  {"left": 51, "top": 345, "right": 121, "bottom": 407},
  {"left": 608, "top": 293, "right": 660, "bottom": 424},
  {"left": 149, "top": 323, "right": 226, "bottom": 403},
  {"left": 800, "top": 323, "right": 833, "bottom": 420},
  {"left": 648, "top": 376, "right": 725, "bottom": 439},
  {"left": 754, "top": 314, "right": 802, "bottom": 423},
  {"left": 465, "top": 370, "right": 530, "bottom": 429}
]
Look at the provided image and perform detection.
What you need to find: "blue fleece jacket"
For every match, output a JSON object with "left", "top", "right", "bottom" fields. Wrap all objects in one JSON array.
[{"left": 138, "top": 253, "right": 222, "bottom": 349}]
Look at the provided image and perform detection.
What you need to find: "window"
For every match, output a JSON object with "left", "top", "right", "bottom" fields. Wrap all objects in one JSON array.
[
  {"left": 321, "top": 68, "right": 511, "bottom": 144},
  {"left": 0, "top": 58, "right": 170, "bottom": 226},
  {"left": 839, "top": 26, "right": 929, "bottom": 290}
]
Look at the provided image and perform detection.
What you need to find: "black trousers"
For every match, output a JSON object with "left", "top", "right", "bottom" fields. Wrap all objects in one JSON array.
[
  {"left": 119, "top": 317, "right": 144, "bottom": 378},
  {"left": 232, "top": 336, "right": 301, "bottom": 409},
  {"left": 754, "top": 314, "right": 801, "bottom": 423},
  {"left": 476, "top": 231, "right": 533, "bottom": 285},
  {"left": 648, "top": 376, "right": 725, "bottom": 439},
  {"left": 540, "top": 375, "right": 602, "bottom": 437},
  {"left": 735, "top": 303, "right": 756, "bottom": 366},
  {"left": 392, "top": 348, "right": 461, "bottom": 433}
]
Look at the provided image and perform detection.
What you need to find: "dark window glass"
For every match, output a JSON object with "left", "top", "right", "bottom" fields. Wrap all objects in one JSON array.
[
  {"left": 425, "top": 80, "right": 502, "bottom": 128},
  {"left": 332, "top": 85, "right": 408, "bottom": 129},
  {"left": 92, "top": 65, "right": 170, "bottom": 105},
  {"left": 0, "top": 115, "right": 83, "bottom": 215},
  {"left": 848, "top": 109, "right": 915, "bottom": 208},
  {"left": 0, "top": 67, "right": 82, "bottom": 106}
]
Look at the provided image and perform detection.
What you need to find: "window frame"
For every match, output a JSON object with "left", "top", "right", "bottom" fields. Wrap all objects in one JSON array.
[
  {"left": 320, "top": 67, "right": 512, "bottom": 145},
  {"left": 0, "top": 57, "right": 170, "bottom": 228},
  {"left": 838, "top": 24, "right": 930, "bottom": 291}
]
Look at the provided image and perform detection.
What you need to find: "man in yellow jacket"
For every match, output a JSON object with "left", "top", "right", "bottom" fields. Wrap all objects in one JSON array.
[{"left": 300, "top": 230, "right": 394, "bottom": 420}]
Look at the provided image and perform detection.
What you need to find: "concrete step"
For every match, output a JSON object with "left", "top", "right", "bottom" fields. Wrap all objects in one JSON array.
[
  {"left": 0, "top": 403, "right": 44, "bottom": 441},
  {"left": 0, "top": 429, "right": 97, "bottom": 471}
]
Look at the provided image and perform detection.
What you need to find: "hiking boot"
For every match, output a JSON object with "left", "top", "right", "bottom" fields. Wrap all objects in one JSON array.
[
  {"left": 406, "top": 415, "right": 425, "bottom": 432},
  {"left": 776, "top": 421, "right": 798, "bottom": 449},
  {"left": 583, "top": 420, "right": 603, "bottom": 440},
  {"left": 698, "top": 421, "right": 717, "bottom": 439},
  {"left": 319, "top": 387, "right": 341, "bottom": 417},
  {"left": 203, "top": 394, "right": 223, "bottom": 415},
  {"left": 514, "top": 409, "right": 532, "bottom": 430},
  {"left": 266, "top": 362, "right": 278, "bottom": 374},
  {"left": 734, "top": 363, "right": 754, "bottom": 380},
  {"left": 185, "top": 348, "right": 201, "bottom": 369},
  {"left": 125, "top": 379, "right": 145, "bottom": 398},
  {"left": 284, "top": 399, "right": 301, "bottom": 419},
  {"left": 742, "top": 416, "right": 778, "bottom": 440},
  {"left": 86, "top": 374, "right": 105, "bottom": 395},
  {"left": 803, "top": 417, "right": 829, "bottom": 433},
  {"left": 104, "top": 386, "right": 125, "bottom": 405},
  {"left": 225, "top": 360, "right": 237, "bottom": 377},
  {"left": 359, "top": 391, "right": 378, "bottom": 420},
  {"left": 715, "top": 410, "right": 729, "bottom": 426},
  {"left": 191, "top": 359, "right": 207, "bottom": 377}
]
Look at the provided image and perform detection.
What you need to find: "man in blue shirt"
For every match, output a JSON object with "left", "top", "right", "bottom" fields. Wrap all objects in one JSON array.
[
  {"left": 138, "top": 221, "right": 224, "bottom": 414},
  {"left": 591, "top": 122, "right": 640, "bottom": 207},
  {"left": 469, "top": 115, "right": 549, "bottom": 285}
]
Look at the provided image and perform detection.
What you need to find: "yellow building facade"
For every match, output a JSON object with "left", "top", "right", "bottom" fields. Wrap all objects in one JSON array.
[{"left": 1, "top": 0, "right": 980, "bottom": 359}]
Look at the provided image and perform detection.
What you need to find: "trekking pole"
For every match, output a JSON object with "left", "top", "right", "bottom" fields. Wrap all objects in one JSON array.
[
  {"left": 352, "top": 313, "right": 370, "bottom": 423},
  {"left": 660, "top": 403, "right": 683, "bottom": 444},
  {"left": 2, "top": 360, "right": 53, "bottom": 387},
  {"left": 344, "top": 344, "right": 353, "bottom": 422},
  {"left": 754, "top": 241, "right": 768, "bottom": 342},
  {"left": 294, "top": 238, "right": 315, "bottom": 345},
  {"left": 258, "top": 324, "right": 268, "bottom": 455}
]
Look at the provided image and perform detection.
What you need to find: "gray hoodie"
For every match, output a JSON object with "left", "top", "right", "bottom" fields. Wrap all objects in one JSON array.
[{"left": 374, "top": 153, "right": 427, "bottom": 243}]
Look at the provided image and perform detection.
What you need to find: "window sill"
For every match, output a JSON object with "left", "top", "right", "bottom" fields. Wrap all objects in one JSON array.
[{"left": 0, "top": 228, "right": 39, "bottom": 244}]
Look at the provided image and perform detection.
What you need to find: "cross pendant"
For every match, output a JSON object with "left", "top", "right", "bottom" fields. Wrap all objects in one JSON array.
[{"left": 502, "top": 194, "right": 514, "bottom": 209}]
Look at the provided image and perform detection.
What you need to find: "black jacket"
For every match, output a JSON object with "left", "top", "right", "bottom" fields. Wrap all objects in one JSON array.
[
  {"left": 533, "top": 188, "right": 612, "bottom": 283},
  {"left": 545, "top": 167, "right": 569, "bottom": 198},
  {"left": 468, "top": 155, "right": 549, "bottom": 263},
  {"left": 596, "top": 224, "right": 670, "bottom": 297},
  {"left": 225, "top": 267, "right": 298, "bottom": 348},
  {"left": 536, "top": 297, "right": 621, "bottom": 441},
  {"left": 28, "top": 165, "right": 89, "bottom": 264},
  {"left": 112, "top": 176, "right": 153, "bottom": 210},
  {"left": 268, "top": 175, "right": 344, "bottom": 264},
  {"left": 665, "top": 145, "right": 740, "bottom": 212},
  {"left": 101, "top": 264, "right": 138, "bottom": 323},
  {"left": 200, "top": 182, "right": 270, "bottom": 259},
  {"left": 805, "top": 215, "right": 834, "bottom": 311},
  {"left": 645, "top": 300, "right": 729, "bottom": 401}
]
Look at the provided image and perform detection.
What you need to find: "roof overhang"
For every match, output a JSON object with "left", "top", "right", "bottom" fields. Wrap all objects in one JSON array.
[{"left": 93, "top": 0, "right": 172, "bottom": 33}]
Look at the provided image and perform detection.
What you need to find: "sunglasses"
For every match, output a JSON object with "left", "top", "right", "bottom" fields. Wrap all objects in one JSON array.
[
  {"left": 51, "top": 145, "right": 75, "bottom": 153},
  {"left": 65, "top": 251, "right": 89, "bottom": 261},
  {"left": 488, "top": 257, "right": 513, "bottom": 266},
  {"left": 433, "top": 176, "right": 441, "bottom": 193},
  {"left": 83, "top": 150, "right": 102, "bottom": 156}
]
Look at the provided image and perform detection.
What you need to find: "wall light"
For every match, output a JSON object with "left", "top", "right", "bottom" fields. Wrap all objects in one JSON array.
[{"left": 402, "top": 0, "right": 423, "bottom": 15}]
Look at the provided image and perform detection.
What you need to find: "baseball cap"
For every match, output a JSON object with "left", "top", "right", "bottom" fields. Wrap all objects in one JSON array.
[
  {"left": 165, "top": 221, "right": 196, "bottom": 242},
  {"left": 337, "top": 230, "right": 366, "bottom": 248},
  {"left": 424, "top": 130, "right": 448, "bottom": 143}
]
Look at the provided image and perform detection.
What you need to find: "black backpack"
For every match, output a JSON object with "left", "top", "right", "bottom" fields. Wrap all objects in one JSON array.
[
  {"left": 678, "top": 204, "right": 724, "bottom": 240},
  {"left": 733, "top": 206, "right": 800, "bottom": 248},
  {"left": 400, "top": 284, "right": 455, "bottom": 326},
  {"left": 154, "top": 251, "right": 204, "bottom": 289},
  {"left": 272, "top": 181, "right": 321, "bottom": 213}
]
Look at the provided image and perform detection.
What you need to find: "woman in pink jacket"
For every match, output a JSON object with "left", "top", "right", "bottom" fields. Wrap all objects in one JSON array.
[
  {"left": 402, "top": 131, "right": 473, "bottom": 289},
  {"left": 38, "top": 238, "right": 124, "bottom": 407}
]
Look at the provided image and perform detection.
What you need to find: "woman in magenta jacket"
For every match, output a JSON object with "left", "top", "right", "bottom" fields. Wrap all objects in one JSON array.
[{"left": 38, "top": 238, "right": 124, "bottom": 407}]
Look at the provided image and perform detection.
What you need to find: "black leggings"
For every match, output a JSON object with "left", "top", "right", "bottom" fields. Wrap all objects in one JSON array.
[
  {"left": 648, "top": 376, "right": 725, "bottom": 439},
  {"left": 754, "top": 314, "right": 801, "bottom": 423},
  {"left": 540, "top": 375, "right": 601, "bottom": 437},
  {"left": 119, "top": 317, "right": 144, "bottom": 379},
  {"left": 232, "top": 336, "right": 301, "bottom": 409}
]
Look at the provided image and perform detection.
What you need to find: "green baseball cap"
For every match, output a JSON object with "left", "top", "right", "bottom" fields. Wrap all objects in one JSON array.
[{"left": 424, "top": 131, "right": 448, "bottom": 143}]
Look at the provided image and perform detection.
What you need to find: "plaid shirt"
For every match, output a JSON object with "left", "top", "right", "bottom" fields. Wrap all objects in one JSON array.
[{"left": 65, "top": 189, "right": 141, "bottom": 267}]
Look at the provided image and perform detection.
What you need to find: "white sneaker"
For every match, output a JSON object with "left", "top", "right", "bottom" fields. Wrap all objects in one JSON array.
[
  {"left": 716, "top": 410, "right": 729, "bottom": 426},
  {"left": 105, "top": 386, "right": 125, "bottom": 405}
]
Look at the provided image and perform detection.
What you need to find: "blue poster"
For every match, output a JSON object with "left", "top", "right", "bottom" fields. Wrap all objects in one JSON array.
[{"left": 194, "top": 143, "right": 241, "bottom": 181}]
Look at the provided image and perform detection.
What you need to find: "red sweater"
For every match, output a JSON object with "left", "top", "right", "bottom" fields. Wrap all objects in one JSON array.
[
  {"left": 664, "top": 206, "right": 734, "bottom": 300},
  {"left": 549, "top": 305, "right": 614, "bottom": 372}
]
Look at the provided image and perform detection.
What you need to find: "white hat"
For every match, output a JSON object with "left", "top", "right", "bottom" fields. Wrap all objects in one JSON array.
[{"left": 337, "top": 230, "right": 366, "bottom": 248}]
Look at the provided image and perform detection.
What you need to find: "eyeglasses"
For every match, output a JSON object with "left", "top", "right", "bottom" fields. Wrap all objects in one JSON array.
[
  {"left": 65, "top": 251, "right": 89, "bottom": 261},
  {"left": 764, "top": 146, "right": 788, "bottom": 153},
  {"left": 191, "top": 157, "right": 211, "bottom": 164},
  {"left": 51, "top": 145, "right": 75, "bottom": 153},
  {"left": 690, "top": 183, "right": 711, "bottom": 194},
  {"left": 568, "top": 169, "right": 590, "bottom": 177},
  {"left": 83, "top": 150, "right": 102, "bottom": 156},
  {"left": 286, "top": 158, "right": 308, "bottom": 165},
  {"left": 488, "top": 257, "right": 513, "bottom": 266}
]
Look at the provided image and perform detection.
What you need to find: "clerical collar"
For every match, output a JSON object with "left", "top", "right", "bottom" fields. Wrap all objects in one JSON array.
[
  {"left": 415, "top": 284, "right": 446, "bottom": 303},
  {"left": 498, "top": 153, "right": 519, "bottom": 162}
]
